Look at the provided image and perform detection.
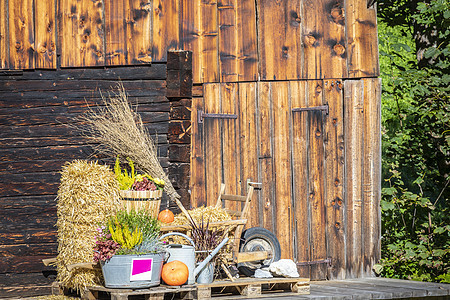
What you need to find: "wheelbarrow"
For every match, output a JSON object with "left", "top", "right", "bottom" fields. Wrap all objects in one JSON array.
[{"left": 161, "top": 182, "right": 281, "bottom": 279}]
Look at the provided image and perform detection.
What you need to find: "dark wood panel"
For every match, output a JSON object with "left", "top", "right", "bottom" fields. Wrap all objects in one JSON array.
[
  {"left": 0, "top": 194, "right": 56, "bottom": 209},
  {"left": 0, "top": 243, "right": 57, "bottom": 257},
  {"left": 0, "top": 255, "right": 56, "bottom": 273},
  {"left": 0, "top": 230, "right": 57, "bottom": 245},
  {"left": 0, "top": 145, "right": 95, "bottom": 162},
  {"left": 0, "top": 272, "right": 55, "bottom": 288},
  {"left": 0, "top": 65, "right": 166, "bottom": 81}
]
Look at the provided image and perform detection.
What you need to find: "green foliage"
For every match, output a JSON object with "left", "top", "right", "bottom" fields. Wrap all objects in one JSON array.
[
  {"left": 106, "top": 210, "right": 161, "bottom": 255},
  {"left": 378, "top": 0, "right": 450, "bottom": 283}
]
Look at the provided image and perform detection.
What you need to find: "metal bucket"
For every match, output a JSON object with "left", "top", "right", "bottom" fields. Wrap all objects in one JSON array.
[
  {"left": 101, "top": 253, "right": 164, "bottom": 288},
  {"left": 160, "top": 232, "right": 196, "bottom": 285}
]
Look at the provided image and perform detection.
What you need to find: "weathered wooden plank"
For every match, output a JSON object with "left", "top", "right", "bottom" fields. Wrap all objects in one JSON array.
[
  {"left": 362, "top": 78, "right": 381, "bottom": 276},
  {"left": 0, "top": 243, "right": 57, "bottom": 257},
  {"left": 306, "top": 80, "right": 327, "bottom": 280},
  {"left": 203, "top": 84, "right": 222, "bottom": 206},
  {"left": 180, "top": 0, "right": 202, "bottom": 83},
  {"left": 221, "top": 83, "right": 240, "bottom": 212},
  {"left": 271, "top": 81, "right": 293, "bottom": 259},
  {"left": 323, "top": 79, "right": 345, "bottom": 279},
  {"left": 8, "top": 0, "right": 34, "bottom": 69},
  {"left": 126, "top": 0, "right": 153, "bottom": 65},
  {"left": 0, "top": 79, "right": 165, "bottom": 93},
  {"left": 302, "top": 0, "right": 347, "bottom": 79},
  {"left": 345, "top": 0, "right": 379, "bottom": 78},
  {"left": 360, "top": 278, "right": 450, "bottom": 296},
  {"left": 0, "top": 145, "right": 95, "bottom": 162},
  {"left": 218, "top": 0, "right": 238, "bottom": 82},
  {"left": 0, "top": 65, "right": 167, "bottom": 80},
  {"left": 236, "top": 0, "right": 257, "bottom": 82},
  {"left": 152, "top": 0, "right": 179, "bottom": 62},
  {"left": 290, "top": 80, "right": 310, "bottom": 277},
  {"left": 257, "top": 82, "right": 275, "bottom": 233},
  {"left": 0, "top": 256, "right": 57, "bottom": 273},
  {"left": 0, "top": 273, "right": 55, "bottom": 288},
  {"left": 344, "top": 79, "right": 364, "bottom": 278},
  {"left": 0, "top": 195, "right": 57, "bottom": 208},
  {"left": 166, "top": 50, "right": 193, "bottom": 98},
  {"left": 59, "top": 0, "right": 104, "bottom": 67},
  {"left": 201, "top": 0, "right": 219, "bottom": 82},
  {"left": 0, "top": 230, "right": 57, "bottom": 245},
  {"left": 35, "top": 0, "right": 56, "bottom": 69},
  {"left": 104, "top": 0, "right": 126, "bottom": 65},
  {"left": 0, "top": 0, "right": 8, "bottom": 69},
  {"left": 238, "top": 82, "right": 258, "bottom": 227},
  {"left": 189, "top": 97, "right": 206, "bottom": 208},
  {"left": 0, "top": 160, "right": 70, "bottom": 175},
  {"left": 258, "top": 0, "right": 302, "bottom": 80}
]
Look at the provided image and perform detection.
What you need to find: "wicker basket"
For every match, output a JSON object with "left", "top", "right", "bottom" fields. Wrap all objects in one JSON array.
[{"left": 119, "top": 189, "right": 163, "bottom": 218}]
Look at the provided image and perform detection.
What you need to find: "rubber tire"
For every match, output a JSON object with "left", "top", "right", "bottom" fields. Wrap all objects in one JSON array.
[{"left": 237, "top": 227, "right": 281, "bottom": 277}]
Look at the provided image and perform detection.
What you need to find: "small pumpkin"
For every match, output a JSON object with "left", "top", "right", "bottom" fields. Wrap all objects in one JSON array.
[
  {"left": 158, "top": 209, "right": 174, "bottom": 223},
  {"left": 161, "top": 260, "right": 189, "bottom": 286}
]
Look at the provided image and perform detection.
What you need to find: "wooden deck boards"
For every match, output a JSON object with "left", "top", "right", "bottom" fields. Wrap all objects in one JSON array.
[{"left": 1, "top": 277, "right": 449, "bottom": 299}]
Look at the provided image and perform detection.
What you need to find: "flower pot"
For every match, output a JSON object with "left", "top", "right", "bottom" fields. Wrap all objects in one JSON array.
[
  {"left": 119, "top": 190, "right": 162, "bottom": 217},
  {"left": 101, "top": 253, "right": 164, "bottom": 288}
]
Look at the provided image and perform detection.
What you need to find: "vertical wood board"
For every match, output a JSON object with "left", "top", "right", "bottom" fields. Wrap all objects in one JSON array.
[
  {"left": 362, "top": 78, "right": 382, "bottom": 276},
  {"left": 290, "top": 80, "right": 310, "bottom": 277},
  {"left": 258, "top": 0, "right": 302, "bottom": 80},
  {"left": 59, "top": 0, "right": 105, "bottom": 67},
  {"left": 127, "top": 0, "right": 153, "bottom": 64},
  {"left": 236, "top": 0, "right": 257, "bottom": 82},
  {"left": 238, "top": 82, "right": 258, "bottom": 227},
  {"left": 35, "top": 0, "right": 56, "bottom": 69},
  {"left": 203, "top": 84, "right": 222, "bottom": 206},
  {"left": 345, "top": 0, "right": 379, "bottom": 78},
  {"left": 271, "top": 81, "right": 294, "bottom": 259},
  {"left": 180, "top": 0, "right": 202, "bottom": 83},
  {"left": 190, "top": 96, "right": 206, "bottom": 208},
  {"left": 152, "top": 0, "right": 179, "bottom": 62},
  {"left": 9, "top": 0, "right": 34, "bottom": 69},
  {"left": 104, "top": 0, "right": 126, "bottom": 65},
  {"left": 302, "top": 0, "right": 347, "bottom": 79},
  {"left": 221, "top": 83, "right": 240, "bottom": 212},
  {"left": 306, "top": 80, "right": 327, "bottom": 280},
  {"left": 323, "top": 79, "right": 346, "bottom": 279},
  {"left": 201, "top": 0, "right": 219, "bottom": 82},
  {"left": 218, "top": 0, "right": 238, "bottom": 82},
  {"left": 0, "top": 0, "right": 8, "bottom": 69},
  {"left": 256, "top": 82, "right": 275, "bottom": 233},
  {"left": 344, "top": 79, "right": 364, "bottom": 278}
]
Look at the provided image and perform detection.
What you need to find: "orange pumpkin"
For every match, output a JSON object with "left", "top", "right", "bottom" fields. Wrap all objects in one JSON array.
[
  {"left": 161, "top": 260, "right": 189, "bottom": 286},
  {"left": 158, "top": 209, "right": 174, "bottom": 223}
]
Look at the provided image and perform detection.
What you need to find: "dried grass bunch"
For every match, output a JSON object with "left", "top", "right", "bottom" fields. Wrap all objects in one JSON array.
[
  {"left": 56, "top": 160, "right": 121, "bottom": 292},
  {"left": 79, "top": 84, "right": 180, "bottom": 202}
]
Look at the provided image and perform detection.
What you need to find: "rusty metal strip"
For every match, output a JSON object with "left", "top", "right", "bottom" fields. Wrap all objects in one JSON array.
[
  {"left": 198, "top": 110, "right": 238, "bottom": 123},
  {"left": 296, "top": 258, "right": 332, "bottom": 266},
  {"left": 292, "top": 105, "right": 329, "bottom": 115}
]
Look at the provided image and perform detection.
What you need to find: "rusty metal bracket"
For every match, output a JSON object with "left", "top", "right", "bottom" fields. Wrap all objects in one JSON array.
[
  {"left": 296, "top": 258, "right": 332, "bottom": 266},
  {"left": 198, "top": 110, "right": 238, "bottom": 124},
  {"left": 292, "top": 105, "right": 329, "bottom": 115}
]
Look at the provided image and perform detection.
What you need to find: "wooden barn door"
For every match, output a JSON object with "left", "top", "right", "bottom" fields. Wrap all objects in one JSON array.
[{"left": 190, "top": 79, "right": 381, "bottom": 280}]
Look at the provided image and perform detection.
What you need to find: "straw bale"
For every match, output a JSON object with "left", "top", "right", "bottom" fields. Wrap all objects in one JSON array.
[{"left": 56, "top": 160, "right": 120, "bottom": 292}]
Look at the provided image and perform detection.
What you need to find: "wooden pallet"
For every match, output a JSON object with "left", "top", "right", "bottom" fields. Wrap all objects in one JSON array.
[{"left": 80, "top": 277, "right": 310, "bottom": 300}]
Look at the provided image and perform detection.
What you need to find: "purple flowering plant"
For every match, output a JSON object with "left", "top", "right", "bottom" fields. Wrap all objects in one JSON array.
[{"left": 93, "top": 225, "right": 120, "bottom": 262}]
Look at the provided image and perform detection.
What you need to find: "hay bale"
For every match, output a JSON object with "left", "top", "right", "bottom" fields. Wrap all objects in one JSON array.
[{"left": 56, "top": 160, "right": 120, "bottom": 292}]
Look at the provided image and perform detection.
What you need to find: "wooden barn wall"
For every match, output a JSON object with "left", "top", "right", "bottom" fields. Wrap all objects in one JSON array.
[
  {"left": 0, "top": 64, "right": 178, "bottom": 279},
  {"left": 190, "top": 79, "right": 382, "bottom": 280},
  {"left": 0, "top": 0, "right": 379, "bottom": 82}
]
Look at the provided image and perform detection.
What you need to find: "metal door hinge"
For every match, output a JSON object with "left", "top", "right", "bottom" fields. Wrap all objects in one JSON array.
[
  {"left": 292, "top": 105, "right": 329, "bottom": 115},
  {"left": 198, "top": 110, "right": 238, "bottom": 123},
  {"left": 296, "top": 258, "right": 332, "bottom": 266}
]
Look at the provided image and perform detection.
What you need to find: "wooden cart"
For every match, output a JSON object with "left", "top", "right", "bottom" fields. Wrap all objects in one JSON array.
[{"left": 162, "top": 182, "right": 280, "bottom": 278}]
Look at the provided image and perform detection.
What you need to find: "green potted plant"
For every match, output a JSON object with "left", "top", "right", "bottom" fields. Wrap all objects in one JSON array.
[
  {"left": 114, "top": 156, "right": 165, "bottom": 217},
  {"left": 93, "top": 209, "right": 167, "bottom": 288}
]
